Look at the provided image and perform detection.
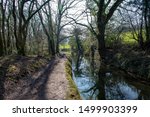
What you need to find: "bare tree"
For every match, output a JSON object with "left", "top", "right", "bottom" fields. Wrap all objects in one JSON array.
[
  {"left": 68, "top": 0, "right": 124, "bottom": 60},
  {"left": 11, "top": 0, "right": 51, "bottom": 55},
  {"left": 73, "top": 27, "right": 83, "bottom": 54},
  {"left": 94, "top": 0, "right": 125, "bottom": 59},
  {"left": 120, "top": 2, "right": 144, "bottom": 49},
  {"left": 37, "top": 1, "right": 55, "bottom": 56},
  {"left": 55, "top": 0, "right": 79, "bottom": 54}
]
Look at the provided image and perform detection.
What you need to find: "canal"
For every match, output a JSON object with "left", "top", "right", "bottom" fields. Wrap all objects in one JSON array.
[{"left": 72, "top": 55, "right": 150, "bottom": 100}]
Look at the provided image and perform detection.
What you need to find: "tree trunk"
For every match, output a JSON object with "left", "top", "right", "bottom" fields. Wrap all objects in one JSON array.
[
  {"left": 0, "top": 33, "right": 4, "bottom": 56},
  {"left": 98, "top": 68, "right": 106, "bottom": 100},
  {"left": 48, "top": 37, "right": 55, "bottom": 56},
  {"left": 1, "top": 1, "right": 6, "bottom": 55},
  {"left": 16, "top": 41, "right": 26, "bottom": 56},
  {"left": 97, "top": 24, "right": 106, "bottom": 60},
  {"left": 144, "top": 0, "right": 150, "bottom": 43},
  {"left": 75, "top": 35, "right": 83, "bottom": 54},
  {"left": 6, "top": 17, "right": 11, "bottom": 54},
  {"left": 38, "top": 6, "right": 56, "bottom": 56},
  {"left": 16, "top": 30, "right": 26, "bottom": 56},
  {"left": 51, "top": 39, "right": 55, "bottom": 56},
  {"left": 138, "top": 34, "right": 144, "bottom": 49},
  {"left": 56, "top": 26, "right": 60, "bottom": 54},
  {"left": 138, "top": 18, "right": 144, "bottom": 49},
  {"left": 97, "top": 1, "right": 106, "bottom": 60},
  {"left": 95, "top": 0, "right": 124, "bottom": 60},
  {"left": 56, "top": 40, "right": 60, "bottom": 54},
  {"left": 139, "top": 33, "right": 144, "bottom": 50}
]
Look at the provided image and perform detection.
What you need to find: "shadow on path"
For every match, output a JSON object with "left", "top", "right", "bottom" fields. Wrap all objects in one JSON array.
[{"left": 14, "top": 58, "right": 59, "bottom": 100}]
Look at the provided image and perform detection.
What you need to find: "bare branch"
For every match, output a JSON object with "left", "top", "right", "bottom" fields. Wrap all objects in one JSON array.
[{"left": 106, "top": 0, "right": 124, "bottom": 23}]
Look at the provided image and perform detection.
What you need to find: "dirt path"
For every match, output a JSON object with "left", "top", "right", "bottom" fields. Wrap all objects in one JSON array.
[
  {"left": 39, "top": 58, "right": 68, "bottom": 99},
  {"left": 4, "top": 57, "right": 69, "bottom": 100}
]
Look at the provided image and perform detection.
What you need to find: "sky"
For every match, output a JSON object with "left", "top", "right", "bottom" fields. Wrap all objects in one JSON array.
[{"left": 50, "top": 0, "right": 88, "bottom": 29}]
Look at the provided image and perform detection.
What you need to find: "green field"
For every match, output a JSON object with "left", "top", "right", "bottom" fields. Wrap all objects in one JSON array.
[
  {"left": 121, "top": 30, "right": 146, "bottom": 45},
  {"left": 60, "top": 44, "right": 71, "bottom": 49},
  {"left": 60, "top": 43, "right": 71, "bottom": 55},
  {"left": 121, "top": 32, "right": 137, "bottom": 44}
]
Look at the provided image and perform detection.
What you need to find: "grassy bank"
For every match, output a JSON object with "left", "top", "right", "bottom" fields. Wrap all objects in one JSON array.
[{"left": 65, "top": 57, "right": 81, "bottom": 100}]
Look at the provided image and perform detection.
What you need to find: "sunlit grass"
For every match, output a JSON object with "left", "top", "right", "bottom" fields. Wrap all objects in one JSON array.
[
  {"left": 121, "top": 30, "right": 146, "bottom": 45},
  {"left": 121, "top": 32, "right": 137, "bottom": 44},
  {"left": 60, "top": 44, "right": 71, "bottom": 49},
  {"left": 60, "top": 43, "right": 71, "bottom": 56}
]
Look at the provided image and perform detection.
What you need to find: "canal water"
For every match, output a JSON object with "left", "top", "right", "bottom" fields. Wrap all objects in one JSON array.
[{"left": 72, "top": 55, "right": 150, "bottom": 100}]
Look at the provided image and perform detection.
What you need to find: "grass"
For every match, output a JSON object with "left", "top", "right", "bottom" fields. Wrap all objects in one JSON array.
[
  {"left": 60, "top": 43, "right": 71, "bottom": 49},
  {"left": 60, "top": 43, "right": 71, "bottom": 56},
  {"left": 121, "top": 30, "right": 146, "bottom": 45},
  {"left": 65, "top": 60, "right": 81, "bottom": 100},
  {"left": 121, "top": 32, "right": 137, "bottom": 45}
]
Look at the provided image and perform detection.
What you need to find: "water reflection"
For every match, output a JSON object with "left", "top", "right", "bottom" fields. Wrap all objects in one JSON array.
[
  {"left": 75, "top": 54, "right": 83, "bottom": 74},
  {"left": 72, "top": 55, "right": 150, "bottom": 100}
]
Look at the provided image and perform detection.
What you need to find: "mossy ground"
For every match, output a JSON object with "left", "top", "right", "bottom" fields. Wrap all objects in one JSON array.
[
  {"left": 65, "top": 59, "right": 81, "bottom": 100},
  {"left": 0, "top": 55, "right": 49, "bottom": 82}
]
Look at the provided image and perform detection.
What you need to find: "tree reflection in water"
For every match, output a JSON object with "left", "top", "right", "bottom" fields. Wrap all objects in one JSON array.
[
  {"left": 97, "top": 67, "right": 106, "bottom": 100},
  {"left": 75, "top": 54, "right": 83, "bottom": 73},
  {"left": 72, "top": 56, "right": 150, "bottom": 100}
]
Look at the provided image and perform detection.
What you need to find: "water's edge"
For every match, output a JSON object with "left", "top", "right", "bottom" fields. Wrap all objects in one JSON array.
[{"left": 72, "top": 56, "right": 150, "bottom": 100}]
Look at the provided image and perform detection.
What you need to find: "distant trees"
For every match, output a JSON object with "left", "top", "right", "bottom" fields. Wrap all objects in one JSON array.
[
  {"left": 38, "top": 0, "right": 79, "bottom": 55},
  {"left": 55, "top": 0, "right": 78, "bottom": 54},
  {"left": 120, "top": 0, "right": 144, "bottom": 48},
  {"left": 37, "top": 1, "right": 55, "bottom": 56},
  {"left": 73, "top": 27, "right": 83, "bottom": 54},
  {"left": 119, "top": 0, "right": 150, "bottom": 49},
  {"left": 29, "top": 16, "right": 45, "bottom": 55}
]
